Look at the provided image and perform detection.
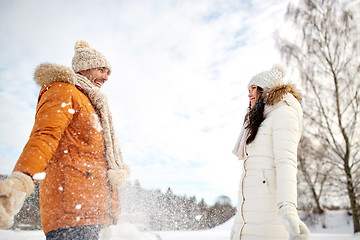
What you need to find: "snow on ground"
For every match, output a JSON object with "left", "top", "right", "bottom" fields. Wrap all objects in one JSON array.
[{"left": 0, "top": 210, "right": 358, "bottom": 240}]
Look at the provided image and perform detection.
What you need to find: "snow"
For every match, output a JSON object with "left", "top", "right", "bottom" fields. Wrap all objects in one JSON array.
[
  {"left": 0, "top": 210, "right": 358, "bottom": 240},
  {"left": 32, "top": 172, "right": 46, "bottom": 180},
  {"left": 75, "top": 204, "right": 82, "bottom": 210}
]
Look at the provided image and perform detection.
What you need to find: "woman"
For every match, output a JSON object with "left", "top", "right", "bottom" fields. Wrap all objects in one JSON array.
[{"left": 230, "top": 65, "right": 310, "bottom": 240}]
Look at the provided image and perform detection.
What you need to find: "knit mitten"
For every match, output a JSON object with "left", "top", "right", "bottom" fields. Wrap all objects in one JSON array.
[
  {"left": 0, "top": 171, "right": 34, "bottom": 229},
  {"left": 278, "top": 203, "right": 310, "bottom": 240},
  {"left": 108, "top": 164, "right": 131, "bottom": 188}
]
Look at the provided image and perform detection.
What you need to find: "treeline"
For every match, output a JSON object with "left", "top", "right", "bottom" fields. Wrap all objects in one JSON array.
[
  {"left": 119, "top": 180, "right": 236, "bottom": 231},
  {"left": 0, "top": 175, "right": 235, "bottom": 231}
]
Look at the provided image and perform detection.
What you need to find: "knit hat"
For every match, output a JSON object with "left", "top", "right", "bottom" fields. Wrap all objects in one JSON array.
[
  {"left": 248, "top": 64, "right": 287, "bottom": 89},
  {"left": 72, "top": 40, "right": 112, "bottom": 74}
]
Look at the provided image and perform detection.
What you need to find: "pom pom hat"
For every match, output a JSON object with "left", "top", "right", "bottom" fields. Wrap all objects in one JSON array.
[
  {"left": 248, "top": 64, "right": 287, "bottom": 89},
  {"left": 72, "top": 40, "right": 112, "bottom": 74}
]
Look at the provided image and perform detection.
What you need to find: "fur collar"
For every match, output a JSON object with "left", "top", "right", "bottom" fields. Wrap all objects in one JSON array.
[
  {"left": 34, "top": 63, "right": 76, "bottom": 86},
  {"left": 263, "top": 83, "right": 301, "bottom": 105}
]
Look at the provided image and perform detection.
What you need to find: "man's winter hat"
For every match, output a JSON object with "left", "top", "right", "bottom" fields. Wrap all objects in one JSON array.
[
  {"left": 248, "top": 64, "right": 287, "bottom": 89},
  {"left": 72, "top": 40, "right": 111, "bottom": 74}
]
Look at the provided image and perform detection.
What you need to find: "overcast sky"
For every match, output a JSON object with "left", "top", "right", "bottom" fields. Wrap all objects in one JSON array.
[{"left": 0, "top": 0, "right": 297, "bottom": 205}]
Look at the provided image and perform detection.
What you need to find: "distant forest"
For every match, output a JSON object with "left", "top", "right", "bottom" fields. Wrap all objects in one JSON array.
[{"left": 0, "top": 175, "right": 235, "bottom": 231}]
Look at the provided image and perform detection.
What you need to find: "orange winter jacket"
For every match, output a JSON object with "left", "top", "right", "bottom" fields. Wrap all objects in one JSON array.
[{"left": 13, "top": 64, "right": 120, "bottom": 234}]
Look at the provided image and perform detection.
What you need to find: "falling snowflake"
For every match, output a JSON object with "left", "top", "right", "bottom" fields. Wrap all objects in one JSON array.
[{"left": 33, "top": 172, "right": 46, "bottom": 180}]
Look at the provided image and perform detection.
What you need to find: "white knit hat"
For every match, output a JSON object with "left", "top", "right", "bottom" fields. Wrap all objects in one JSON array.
[
  {"left": 248, "top": 64, "right": 287, "bottom": 89},
  {"left": 72, "top": 40, "right": 112, "bottom": 74}
]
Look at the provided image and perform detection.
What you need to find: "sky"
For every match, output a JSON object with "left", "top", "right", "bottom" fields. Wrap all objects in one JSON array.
[{"left": 0, "top": 0, "right": 296, "bottom": 205}]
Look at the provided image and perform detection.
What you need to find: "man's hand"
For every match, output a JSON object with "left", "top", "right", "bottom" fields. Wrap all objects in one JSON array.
[{"left": 0, "top": 172, "right": 34, "bottom": 229}]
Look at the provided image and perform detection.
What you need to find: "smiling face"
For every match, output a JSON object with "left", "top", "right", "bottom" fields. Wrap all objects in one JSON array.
[
  {"left": 248, "top": 85, "right": 262, "bottom": 109},
  {"left": 79, "top": 67, "right": 110, "bottom": 88}
]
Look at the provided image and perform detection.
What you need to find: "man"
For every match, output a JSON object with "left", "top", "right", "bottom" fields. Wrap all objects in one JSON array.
[{"left": 0, "top": 41, "right": 130, "bottom": 239}]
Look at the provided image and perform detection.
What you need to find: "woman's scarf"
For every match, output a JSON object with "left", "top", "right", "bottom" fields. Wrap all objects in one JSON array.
[
  {"left": 76, "top": 74, "right": 129, "bottom": 188},
  {"left": 232, "top": 102, "right": 286, "bottom": 160}
]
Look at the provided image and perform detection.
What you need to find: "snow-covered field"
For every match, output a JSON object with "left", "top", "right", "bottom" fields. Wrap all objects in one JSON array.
[{"left": 0, "top": 210, "right": 359, "bottom": 240}]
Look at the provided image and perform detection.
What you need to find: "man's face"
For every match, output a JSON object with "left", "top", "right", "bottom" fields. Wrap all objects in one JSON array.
[{"left": 80, "top": 67, "right": 110, "bottom": 88}]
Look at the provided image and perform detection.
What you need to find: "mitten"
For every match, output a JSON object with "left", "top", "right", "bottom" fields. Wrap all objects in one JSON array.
[
  {"left": 278, "top": 203, "right": 310, "bottom": 240},
  {"left": 0, "top": 171, "right": 34, "bottom": 229},
  {"left": 108, "top": 164, "right": 131, "bottom": 188}
]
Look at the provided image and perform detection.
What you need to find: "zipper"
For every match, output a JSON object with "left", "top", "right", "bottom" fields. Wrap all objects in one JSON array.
[
  {"left": 106, "top": 177, "right": 116, "bottom": 224},
  {"left": 239, "top": 150, "right": 248, "bottom": 239}
]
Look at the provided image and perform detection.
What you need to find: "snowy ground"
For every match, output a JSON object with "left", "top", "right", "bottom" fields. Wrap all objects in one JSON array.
[{"left": 0, "top": 210, "right": 359, "bottom": 240}]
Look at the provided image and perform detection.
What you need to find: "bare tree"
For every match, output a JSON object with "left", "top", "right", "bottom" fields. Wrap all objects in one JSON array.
[
  {"left": 276, "top": 0, "right": 360, "bottom": 233},
  {"left": 297, "top": 137, "right": 327, "bottom": 214}
]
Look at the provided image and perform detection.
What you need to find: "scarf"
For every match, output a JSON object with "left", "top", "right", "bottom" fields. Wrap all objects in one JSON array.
[
  {"left": 76, "top": 74, "right": 129, "bottom": 187},
  {"left": 232, "top": 102, "right": 286, "bottom": 160}
]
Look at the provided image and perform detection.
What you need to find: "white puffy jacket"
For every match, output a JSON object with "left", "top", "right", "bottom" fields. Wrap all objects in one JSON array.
[{"left": 231, "top": 84, "right": 303, "bottom": 240}]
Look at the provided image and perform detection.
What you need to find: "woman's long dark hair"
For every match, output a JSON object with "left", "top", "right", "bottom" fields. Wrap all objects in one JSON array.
[{"left": 245, "top": 86, "right": 265, "bottom": 144}]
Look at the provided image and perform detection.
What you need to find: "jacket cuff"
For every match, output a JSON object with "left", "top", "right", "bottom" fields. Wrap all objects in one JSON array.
[{"left": 277, "top": 201, "right": 296, "bottom": 209}]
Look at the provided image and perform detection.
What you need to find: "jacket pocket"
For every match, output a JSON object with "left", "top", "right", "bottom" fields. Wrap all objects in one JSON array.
[
  {"left": 63, "top": 164, "right": 109, "bottom": 215},
  {"left": 260, "top": 170, "right": 271, "bottom": 194}
]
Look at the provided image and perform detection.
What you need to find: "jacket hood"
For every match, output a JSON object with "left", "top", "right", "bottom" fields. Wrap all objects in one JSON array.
[
  {"left": 34, "top": 63, "right": 77, "bottom": 86},
  {"left": 263, "top": 83, "right": 301, "bottom": 105},
  {"left": 264, "top": 83, "right": 303, "bottom": 126}
]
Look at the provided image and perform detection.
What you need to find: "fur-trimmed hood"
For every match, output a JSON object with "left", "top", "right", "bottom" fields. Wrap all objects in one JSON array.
[
  {"left": 34, "top": 63, "right": 76, "bottom": 86},
  {"left": 263, "top": 83, "right": 303, "bottom": 122},
  {"left": 263, "top": 83, "right": 301, "bottom": 105}
]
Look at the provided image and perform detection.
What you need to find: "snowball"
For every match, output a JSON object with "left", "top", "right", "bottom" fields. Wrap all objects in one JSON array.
[
  {"left": 33, "top": 172, "right": 46, "bottom": 180},
  {"left": 64, "top": 150, "right": 68, "bottom": 153},
  {"left": 58, "top": 186, "right": 63, "bottom": 191},
  {"left": 75, "top": 204, "right": 82, "bottom": 210},
  {"left": 61, "top": 103, "right": 67, "bottom": 108},
  {"left": 68, "top": 109, "right": 75, "bottom": 114}
]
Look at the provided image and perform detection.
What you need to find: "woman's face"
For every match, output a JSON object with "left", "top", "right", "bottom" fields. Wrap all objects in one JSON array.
[{"left": 248, "top": 85, "right": 261, "bottom": 109}]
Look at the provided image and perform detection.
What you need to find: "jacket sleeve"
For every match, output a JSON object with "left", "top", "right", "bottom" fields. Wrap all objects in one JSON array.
[
  {"left": 13, "top": 83, "right": 76, "bottom": 176},
  {"left": 272, "top": 106, "right": 301, "bottom": 207}
]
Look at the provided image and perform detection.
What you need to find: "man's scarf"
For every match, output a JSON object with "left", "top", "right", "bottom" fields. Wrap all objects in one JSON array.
[{"left": 76, "top": 74, "right": 129, "bottom": 187}]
